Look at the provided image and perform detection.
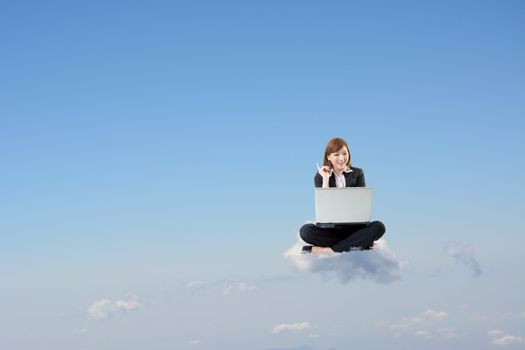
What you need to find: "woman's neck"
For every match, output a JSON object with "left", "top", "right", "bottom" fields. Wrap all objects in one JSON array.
[{"left": 333, "top": 168, "right": 344, "bottom": 176}]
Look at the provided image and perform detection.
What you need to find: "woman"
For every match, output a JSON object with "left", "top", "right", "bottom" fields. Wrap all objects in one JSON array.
[{"left": 300, "top": 137, "right": 386, "bottom": 254}]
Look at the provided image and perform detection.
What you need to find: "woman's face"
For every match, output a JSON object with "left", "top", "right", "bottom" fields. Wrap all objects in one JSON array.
[{"left": 327, "top": 146, "right": 349, "bottom": 172}]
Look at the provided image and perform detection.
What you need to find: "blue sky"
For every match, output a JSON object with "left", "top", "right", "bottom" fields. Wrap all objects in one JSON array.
[{"left": 1, "top": 1, "right": 524, "bottom": 349}]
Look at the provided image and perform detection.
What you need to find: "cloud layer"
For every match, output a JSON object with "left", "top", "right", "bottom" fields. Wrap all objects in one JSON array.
[
  {"left": 284, "top": 237, "right": 404, "bottom": 284},
  {"left": 445, "top": 242, "right": 482, "bottom": 277}
]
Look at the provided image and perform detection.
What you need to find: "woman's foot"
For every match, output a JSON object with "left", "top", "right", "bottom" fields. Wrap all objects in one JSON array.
[{"left": 311, "top": 246, "right": 334, "bottom": 255}]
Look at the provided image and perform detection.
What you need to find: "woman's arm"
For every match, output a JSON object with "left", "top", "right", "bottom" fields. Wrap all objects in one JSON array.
[
  {"left": 314, "top": 166, "right": 332, "bottom": 188},
  {"left": 315, "top": 170, "right": 331, "bottom": 188},
  {"left": 356, "top": 169, "right": 366, "bottom": 187},
  {"left": 314, "top": 173, "right": 323, "bottom": 187}
]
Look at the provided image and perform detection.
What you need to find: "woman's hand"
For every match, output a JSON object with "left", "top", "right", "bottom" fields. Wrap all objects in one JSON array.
[
  {"left": 317, "top": 164, "right": 333, "bottom": 181},
  {"left": 316, "top": 162, "right": 332, "bottom": 188}
]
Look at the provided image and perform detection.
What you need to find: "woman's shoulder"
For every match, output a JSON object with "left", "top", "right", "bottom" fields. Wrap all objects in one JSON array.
[{"left": 349, "top": 166, "right": 364, "bottom": 174}]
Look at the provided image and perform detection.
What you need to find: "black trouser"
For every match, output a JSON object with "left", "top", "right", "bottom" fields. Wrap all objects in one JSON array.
[{"left": 299, "top": 221, "right": 386, "bottom": 253}]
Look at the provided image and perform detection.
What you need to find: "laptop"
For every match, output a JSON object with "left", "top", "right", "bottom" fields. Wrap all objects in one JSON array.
[{"left": 315, "top": 187, "right": 373, "bottom": 228}]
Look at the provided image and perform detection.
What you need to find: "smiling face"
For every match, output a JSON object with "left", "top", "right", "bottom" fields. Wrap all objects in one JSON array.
[{"left": 327, "top": 146, "right": 350, "bottom": 173}]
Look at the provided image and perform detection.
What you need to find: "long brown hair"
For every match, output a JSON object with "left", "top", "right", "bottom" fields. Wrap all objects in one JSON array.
[{"left": 323, "top": 137, "right": 351, "bottom": 168}]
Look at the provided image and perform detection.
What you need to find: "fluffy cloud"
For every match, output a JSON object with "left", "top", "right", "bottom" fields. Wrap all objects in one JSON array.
[
  {"left": 271, "top": 322, "right": 312, "bottom": 334},
  {"left": 87, "top": 296, "right": 141, "bottom": 320},
  {"left": 423, "top": 308, "right": 448, "bottom": 319},
  {"left": 284, "top": 237, "right": 404, "bottom": 284},
  {"left": 445, "top": 242, "right": 482, "bottom": 277},
  {"left": 488, "top": 330, "right": 523, "bottom": 347}
]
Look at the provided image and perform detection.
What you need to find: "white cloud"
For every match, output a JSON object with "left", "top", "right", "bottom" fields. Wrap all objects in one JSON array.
[
  {"left": 271, "top": 322, "right": 312, "bottom": 334},
  {"left": 423, "top": 308, "right": 448, "bottom": 319},
  {"left": 87, "top": 296, "right": 141, "bottom": 320},
  {"left": 445, "top": 242, "right": 482, "bottom": 277},
  {"left": 222, "top": 281, "right": 256, "bottom": 295},
  {"left": 188, "top": 340, "right": 201, "bottom": 345},
  {"left": 284, "top": 237, "right": 404, "bottom": 284},
  {"left": 307, "top": 333, "right": 320, "bottom": 338},
  {"left": 488, "top": 330, "right": 523, "bottom": 347}
]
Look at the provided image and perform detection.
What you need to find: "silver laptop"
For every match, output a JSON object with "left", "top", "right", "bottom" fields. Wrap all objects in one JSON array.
[{"left": 315, "top": 187, "right": 373, "bottom": 227}]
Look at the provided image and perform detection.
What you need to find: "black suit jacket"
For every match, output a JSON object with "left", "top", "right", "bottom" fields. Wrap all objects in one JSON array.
[{"left": 314, "top": 166, "right": 366, "bottom": 188}]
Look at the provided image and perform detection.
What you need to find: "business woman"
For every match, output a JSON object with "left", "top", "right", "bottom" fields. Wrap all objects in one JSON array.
[{"left": 300, "top": 137, "right": 386, "bottom": 254}]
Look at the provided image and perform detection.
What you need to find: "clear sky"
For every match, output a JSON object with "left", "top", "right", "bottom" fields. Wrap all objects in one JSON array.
[{"left": 1, "top": 1, "right": 524, "bottom": 349}]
